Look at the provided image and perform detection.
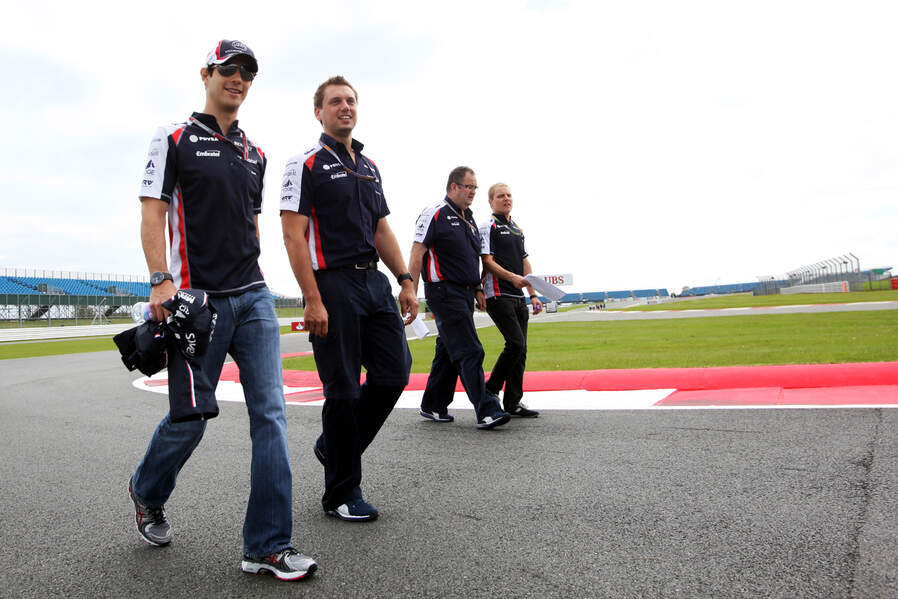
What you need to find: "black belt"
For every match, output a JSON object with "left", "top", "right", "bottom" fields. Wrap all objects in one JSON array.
[
  {"left": 326, "top": 260, "right": 378, "bottom": 271},
  {"left": 431, "top": 280, "right": 480, "bottom": 291}
]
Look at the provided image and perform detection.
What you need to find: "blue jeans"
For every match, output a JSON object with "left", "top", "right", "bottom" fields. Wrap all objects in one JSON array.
[{"left": 132, "top": 286, "right": 292, "bottom": 559}]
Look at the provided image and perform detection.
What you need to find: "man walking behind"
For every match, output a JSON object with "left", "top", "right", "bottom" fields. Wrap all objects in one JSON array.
[
  {"left": 408, "top": 167, "right": 510, "bottom": 429},
  {"left": 480, "top": 183, "right": 542, "bottom": 417},
  {"left": 281, "top": 76, "right": 416, "bottom": 523},
  {"left": 129, "top": 40, "right": 316, "bottom": 581}
]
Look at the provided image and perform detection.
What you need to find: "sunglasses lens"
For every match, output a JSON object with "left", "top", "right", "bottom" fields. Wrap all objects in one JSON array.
[{"left": 214, "top": 65, "right": 255, "bottom": 81}]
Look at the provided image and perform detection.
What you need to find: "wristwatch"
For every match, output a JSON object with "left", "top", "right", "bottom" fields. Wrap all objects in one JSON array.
[
  {"left": 150, "top": 271, "right": 173, "bottom": 287},
  {"left": 397, "top": 273, "right": 413, "bottom": 285}
]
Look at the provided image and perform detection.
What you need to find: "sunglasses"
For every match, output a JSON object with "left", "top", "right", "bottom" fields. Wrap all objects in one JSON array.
[{"left": 211, "top": 64, "right": 256, "bottom": 81}]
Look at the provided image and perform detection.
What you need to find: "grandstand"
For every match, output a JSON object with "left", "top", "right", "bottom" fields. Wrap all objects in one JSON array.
[
  {"left": 678, "top": 281, "right": 770, "bottom": 297},
  {"left": 1, "top": 268, "right": 300, "bottom": 327},
  {"left": 539, "top": 288, "right": 670, "bottom": 304},
  {"left": 1, "top": 271, "right": 152, "bottom": 297}
]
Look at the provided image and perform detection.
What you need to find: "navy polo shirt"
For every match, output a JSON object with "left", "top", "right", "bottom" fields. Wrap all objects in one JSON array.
[
  {"left": 479, "top": 214, "right": 529, "bottom": 299},
  {"left": 413, "top": 198, "right": 482, "bottom": 286},
  {"left": 280, "top": 133, "right": 388, "bottom": 270},
  {"left": 139, "top": 112, "right": 267, "bottom": 296}
]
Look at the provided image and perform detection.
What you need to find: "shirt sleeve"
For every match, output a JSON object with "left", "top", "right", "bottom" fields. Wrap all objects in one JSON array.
[
  {"left": 279, "top": 151, "right": 314, "bottom": 216},
  {"left": 139, "top": 126, "right": 176, "bottom": 202},
  {"left": 413, "top": 204, "right": 441, "bottom": 247}
]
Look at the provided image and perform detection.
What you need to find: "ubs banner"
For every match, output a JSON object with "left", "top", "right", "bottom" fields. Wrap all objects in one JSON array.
[{"left": 540, "top": 274, "right": 573, "bottom": 286}]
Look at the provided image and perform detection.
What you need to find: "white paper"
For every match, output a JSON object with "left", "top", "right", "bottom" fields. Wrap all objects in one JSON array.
[
  {"left": 525, "top": 274, "right": 566, "bottom": 301},
  {"left": 410, "top": 314, "right": 430, "bottom": 339}
]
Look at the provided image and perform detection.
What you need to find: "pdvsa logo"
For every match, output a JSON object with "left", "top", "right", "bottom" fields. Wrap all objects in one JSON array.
[{"left": 189, "top": 134, "right": 218, "bottom": 143}]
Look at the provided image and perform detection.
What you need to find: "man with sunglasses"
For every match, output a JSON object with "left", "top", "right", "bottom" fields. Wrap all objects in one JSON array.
[
  {"left": 130, "top": 40, "right": 316, "bottom": 581},
  {"left": 480, "top": 183, "right": 542, "bottom": 418},
  {"left": 407, "top": 167, "right": 511, "bottom": 429},
  {"left": 281, "top": 76, "right": 416, "bottom": 523}
]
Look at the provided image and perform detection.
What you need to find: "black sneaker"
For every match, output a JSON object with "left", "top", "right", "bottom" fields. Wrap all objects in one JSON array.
[
  {"left": 419, "top": 409, "right": 454, "bottom": 423},
  {"left": 326, "top": 498, "right": 379, "bottom": 522},
  {"left": 241, "top": 547, "right": 317, "bottom": 581},
  {"left": 507, "top": 403, "right": 540, "bottom": 418},
  {"left": 477, "top": 408, "right": 510, "bottom": 430},
  {"left": 129, "top": 477, "right": 171, "bottom": 546}
]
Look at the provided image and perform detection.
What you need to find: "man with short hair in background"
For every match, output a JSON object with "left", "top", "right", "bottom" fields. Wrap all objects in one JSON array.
[
  {"left": 130, "top": 39, "right": 316, "bottom": 581},
  {"left": 281, "top": 76, "right": 416, "bottom": 523},
  {"left": 480, "top": 182, "right": 542, "bottom": 418},
  {"left": 408, "top": 166, "right": 511, "bottom": 429}
]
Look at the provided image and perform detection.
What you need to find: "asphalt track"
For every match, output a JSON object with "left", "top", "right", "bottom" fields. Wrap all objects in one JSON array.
[{"left": 1, "top": 309, "right": 897, "bottom": 597}]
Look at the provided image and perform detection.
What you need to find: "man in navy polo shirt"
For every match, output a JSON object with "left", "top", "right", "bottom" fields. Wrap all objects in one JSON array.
[
  {"left": 281, "top": 76, "right": 416, "bottom": 523},
  {"left": 407, "top": 166, "right": 510, "bottom": 430},
  {"left": 130, "top": 40, "right": 316, "bottom": 581},
  {"left": 480, "top": 183, "right": 542, "bottom": 418}
]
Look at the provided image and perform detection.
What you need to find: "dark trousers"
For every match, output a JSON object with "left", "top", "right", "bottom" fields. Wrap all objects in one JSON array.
[
  {"left": 422, "top": 282, "right": 496, "bottom": 419},
  {"left": 311, "top": 269, "right": 412, "bottom": 509},
  {"left": 485, "top": 296, "right": 530, "bottom": 410}
]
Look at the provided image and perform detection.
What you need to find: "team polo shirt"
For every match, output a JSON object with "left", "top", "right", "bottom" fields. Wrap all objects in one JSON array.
[
  {"left": 139, "top": 112, "right": 267, "bottom": 296},
  {"left": 280, "top": 133, "right": 388, "bottom": 270},
  {"left": 479, "top": 214, "right": 529, "bottom": 299},
  {"left": 413, "top": 198, "right": 482, "bottom": 286}
]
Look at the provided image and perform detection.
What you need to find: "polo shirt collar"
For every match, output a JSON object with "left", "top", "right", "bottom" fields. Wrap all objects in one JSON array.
[
  {"left": 445, "top": 196, "right": 471, "bottom": 218},
  {"left": 191, "top": 112, "right": 240, "bottom": 135},
  {"left": 319, "top": 132, "right": 364, "bottom": 156}
]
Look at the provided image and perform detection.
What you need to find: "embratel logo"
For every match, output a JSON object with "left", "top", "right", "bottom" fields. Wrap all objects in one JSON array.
[{"left": 196, "top": 150, "right": 221, "bottom": 157}]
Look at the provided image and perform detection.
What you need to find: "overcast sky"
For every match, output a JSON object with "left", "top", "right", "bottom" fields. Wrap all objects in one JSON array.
[{"left": 4, "top": 0, "right": 897, "bottom": 295}]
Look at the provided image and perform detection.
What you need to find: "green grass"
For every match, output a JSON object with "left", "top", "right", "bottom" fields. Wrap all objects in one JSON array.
[
  {"left": 624, "top": 290, "right": 898, "bottom": 311},
  {"left": 282, "top": 310, "right": 898, "bottom": 372},
  {"left": 0, "top": 336, "right": 117, "bottom": 360}
]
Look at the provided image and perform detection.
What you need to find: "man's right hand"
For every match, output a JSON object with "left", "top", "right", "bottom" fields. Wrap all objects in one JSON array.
[
  {"left": 149, "top": 281, "right": 177, "bottom": 322},
  {"left": 303, "top": 298, "right": 329, "bottom": 337}
]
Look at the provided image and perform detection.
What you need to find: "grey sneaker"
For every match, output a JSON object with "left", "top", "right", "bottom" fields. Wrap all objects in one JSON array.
[
  {"left": 241, "top": 547, "right": 317, "bottom": 581},
  {"left": 129, "top": 477, "right": 171, "bottom": 546}
]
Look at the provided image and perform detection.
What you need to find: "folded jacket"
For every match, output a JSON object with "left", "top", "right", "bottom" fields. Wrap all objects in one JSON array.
[{"left": 114, "top": 288, "right": 219, "bottom": 422}]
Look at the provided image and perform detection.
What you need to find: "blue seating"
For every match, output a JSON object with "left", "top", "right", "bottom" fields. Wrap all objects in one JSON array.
[
  {"left": 581, "top": 292, "right": 607, "bottom": 301},
  {"left": 0, "top": 278, "right": 41, "bottom": 294},
  {"left": 0, "top": 275, "right": 150, "bottom": 297}
]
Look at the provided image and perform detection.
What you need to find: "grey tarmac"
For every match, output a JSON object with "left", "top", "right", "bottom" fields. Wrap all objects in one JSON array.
[{"left": 0, "top": 338, "right": 896, "bottom": 598}]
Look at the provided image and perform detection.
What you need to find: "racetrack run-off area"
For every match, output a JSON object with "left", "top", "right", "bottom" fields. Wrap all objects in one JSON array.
[{"left": 134, "top": 355, "right": 898, "bottom": 411}]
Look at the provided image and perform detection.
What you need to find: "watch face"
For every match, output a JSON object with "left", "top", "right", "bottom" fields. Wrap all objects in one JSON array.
[{"left": 151, "top": 272, "right": 171, "bottom": 286}]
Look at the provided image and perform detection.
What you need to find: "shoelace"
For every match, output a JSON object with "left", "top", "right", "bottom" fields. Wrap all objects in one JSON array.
[{"left": 146, "top": 505, "right": 167, "bottom": 524}]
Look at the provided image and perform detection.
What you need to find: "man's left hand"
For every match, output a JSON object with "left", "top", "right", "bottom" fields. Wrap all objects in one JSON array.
[
  {"left": 530, "top": 296, "right": 543, "bottom": 314},
  {"left": 475, "top": 290, "right": 486, "bottom": 311}
]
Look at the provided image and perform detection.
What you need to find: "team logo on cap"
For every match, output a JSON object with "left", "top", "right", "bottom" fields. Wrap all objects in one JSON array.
[{"left": 231, "top": 40, "right": 248, "bottom": 51}]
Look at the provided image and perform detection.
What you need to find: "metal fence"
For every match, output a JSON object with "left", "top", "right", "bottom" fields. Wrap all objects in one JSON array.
[{"left": 0, "top": 294, "right": 303, "bottom": 328}]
